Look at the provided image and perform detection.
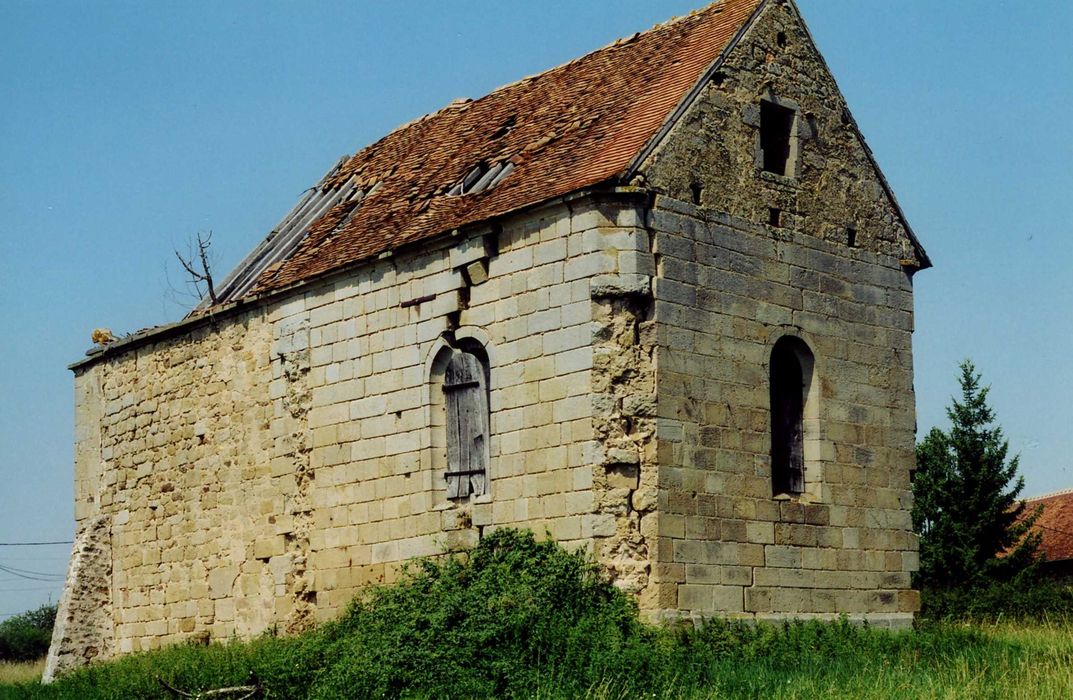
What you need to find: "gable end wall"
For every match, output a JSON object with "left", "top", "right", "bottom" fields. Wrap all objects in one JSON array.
[
  {"left": 640, "top": 0, "right": 921, "bottom": 264},
  {"left": 639, "top": 0, "right": 920, "bottom": 626},
  {"left": 647, "top": 198, "right": 918, "bottom": 626}
]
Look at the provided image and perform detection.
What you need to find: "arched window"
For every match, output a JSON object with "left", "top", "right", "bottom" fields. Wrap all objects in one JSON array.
[
  {"left": 442, "top": 348, "right": 490, "bottom": 498},
  {"left": 769, "top": 337, "right": 814, "bottom": 496}
]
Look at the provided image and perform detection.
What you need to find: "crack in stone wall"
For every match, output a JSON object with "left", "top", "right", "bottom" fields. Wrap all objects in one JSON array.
[
  {"left": 591, "top": 292, "right": 657, "bottom": 597},
  {"left": 275, "top": 318, "right": 315, "bottom": 634}
]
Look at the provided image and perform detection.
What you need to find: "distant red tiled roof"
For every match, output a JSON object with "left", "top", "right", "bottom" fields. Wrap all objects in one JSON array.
[
  {"left": 1025, "top": 490, "right": 1073, "bottom": 563},
  {"left": 247, "top": 0, "right": 762, "bottom": 296}
]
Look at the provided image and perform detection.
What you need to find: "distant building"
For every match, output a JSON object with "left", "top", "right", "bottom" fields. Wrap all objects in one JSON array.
[{"left": 1025, "top": 490, "right": 1073, "bottom": 582}]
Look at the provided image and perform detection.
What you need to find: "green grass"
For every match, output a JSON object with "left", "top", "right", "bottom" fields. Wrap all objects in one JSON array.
[{"left": 2, "top": 531, "right": 1071, "bottom": 699}]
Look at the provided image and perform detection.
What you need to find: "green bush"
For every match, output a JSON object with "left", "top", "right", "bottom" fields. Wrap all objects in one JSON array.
[
  {"left": 920, "top": 576, "right": 1073, "bottom": 622},
  {"left": 0, "top": 605, "right": 56, "bottom": 662},
  {"left": 309, "top": 527, "right": 649, "bottom": 698},
  {"left": 1, "top": 529, "right": 1009, "bottom": 699}
]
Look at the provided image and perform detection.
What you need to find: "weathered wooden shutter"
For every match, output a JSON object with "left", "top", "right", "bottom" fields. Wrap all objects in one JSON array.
[
  {"left": 770, "top": 348, "right": 805, "bottom": 494},
  {"left": 443, "top": 352, "right": 489, "bottom": 498}
]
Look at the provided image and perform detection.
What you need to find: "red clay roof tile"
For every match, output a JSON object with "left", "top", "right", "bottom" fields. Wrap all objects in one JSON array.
[
  {"left": 1025, "top": 490, "right": 1073, "bottom": 563},
  {"left": 247, "top": 0, "right": 762, "bottom": 297}
]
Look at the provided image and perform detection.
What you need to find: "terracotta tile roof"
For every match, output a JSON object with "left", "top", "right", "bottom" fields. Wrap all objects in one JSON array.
[
  {"left": 1025, "top": 490, "right": 1073, "bottom": 563},
  {"left": 246, "top": 0, "right": 762, "bottom": 297}
]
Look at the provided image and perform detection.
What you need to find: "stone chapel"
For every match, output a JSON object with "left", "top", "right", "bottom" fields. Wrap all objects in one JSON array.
[{"left": 49, "top": 0, "right": 930, "bottom": 678}]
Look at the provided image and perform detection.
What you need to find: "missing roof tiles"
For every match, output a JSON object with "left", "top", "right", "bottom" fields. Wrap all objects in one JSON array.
[
  {"left": 194, "top": 157, "right": 362, "bottom": 310},
  {"left": 490, "top": 116, "right": 517, "bottom": 140},
  {"left": 447, "top": 161, "right": 515, "bottom": 196}
]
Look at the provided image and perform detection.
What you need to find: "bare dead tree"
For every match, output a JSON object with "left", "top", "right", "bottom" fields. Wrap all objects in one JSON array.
[{"left": 175, "top": 231, "right": 218, "bottom": 306}]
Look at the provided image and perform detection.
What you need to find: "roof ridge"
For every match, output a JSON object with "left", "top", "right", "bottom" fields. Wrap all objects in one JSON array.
[
  {"left": 1026, "top": 487, "right": 1073, "bottom": 502},
  {"left": 342, "top": 2, "right": 725, "bottom": 169},
  {"left": 476, "top": 3, "right": 718, "bottom": 100}
]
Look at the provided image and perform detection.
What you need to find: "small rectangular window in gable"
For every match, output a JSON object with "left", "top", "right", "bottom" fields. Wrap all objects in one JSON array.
[
  {"left": 761, "top": 100, "right": 796, "bottom": 177},
  {"left": 443, "top": 351, "right": 490, "bottom": 498}
]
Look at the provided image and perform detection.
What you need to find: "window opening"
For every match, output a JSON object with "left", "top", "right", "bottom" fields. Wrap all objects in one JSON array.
[
  {"left": 770, "top": 337, "right": 812, "bottom": 496},
  {"left": 768, "top": 207, "right": 781, "bottom": 227},
  {"left": 690, "top": 182, "right": 704, "bottom": 205},
  {"left": 776, "top": 31, "right": 788, "bottom": 48},
  {"left": 846, "top": 226, "right": 858, "bottom": 248},
  {"left": 761, "top": 100, "right": 795, "bottom": 176},
  {"left": 442, "top": 350, "right": 490, "bottom": 498}
]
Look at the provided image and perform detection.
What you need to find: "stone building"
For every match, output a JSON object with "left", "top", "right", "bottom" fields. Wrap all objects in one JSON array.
[{"left": 48, "top": 0, "right": 930, "bottom": 678}]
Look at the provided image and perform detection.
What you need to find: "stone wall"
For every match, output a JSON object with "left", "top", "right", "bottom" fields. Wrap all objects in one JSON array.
[
  {"left": 72, "top": 308, "right": 279, "bottom": 653},
  {"left": 639, "top": 0, "right": 923, "bottom": 267},
  {"left": 637, "top": 0, "right": 919, "bottom": 626},
  {"left": 62, "top": 193, "right": 656, "bottom": 659},
  {"left": 43, "top": 515, "right": 113, "bottom": 682},
  {"left": 645, "top": 199, "right": 918, "bottom": 626}
]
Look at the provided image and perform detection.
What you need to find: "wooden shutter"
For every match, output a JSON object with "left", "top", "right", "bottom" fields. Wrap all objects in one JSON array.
[
  {"left": 770, "top": 347, "right": 805, "bottom": 494},
  {"left": 443, "top": 352, "right": 490, "bottom": 498}
]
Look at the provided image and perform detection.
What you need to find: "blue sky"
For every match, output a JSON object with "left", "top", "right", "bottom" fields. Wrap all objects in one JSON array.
[{"left": 1, "top": 1, "right": 1070, "bottom": 618}]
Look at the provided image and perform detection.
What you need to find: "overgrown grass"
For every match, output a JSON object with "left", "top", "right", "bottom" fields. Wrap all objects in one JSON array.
[
  {"left": 0, "top": 660, "right": 42, "bottom": 687},
  {"left": 3, "top": 530, "right": 1072, "bottom": 699}
]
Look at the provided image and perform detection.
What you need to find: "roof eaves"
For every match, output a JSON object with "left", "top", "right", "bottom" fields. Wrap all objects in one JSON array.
[{"left": 71, "top": 183, "right": 651, "bottom": 372}]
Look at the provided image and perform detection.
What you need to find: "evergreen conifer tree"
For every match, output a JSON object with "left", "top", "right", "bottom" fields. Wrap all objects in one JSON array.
[{"left": 912, "top": 360, "right": 1042, "bottom": 589}]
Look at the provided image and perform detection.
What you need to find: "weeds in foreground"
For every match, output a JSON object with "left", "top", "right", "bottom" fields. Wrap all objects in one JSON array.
[
  {"left": 2, "top": 530, "right": 1071, "bottom": 699},
  {"left": 0, "top": 659, "right": 43, "bottom": 686}
]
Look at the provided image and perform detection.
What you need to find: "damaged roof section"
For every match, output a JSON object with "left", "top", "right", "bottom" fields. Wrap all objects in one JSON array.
[
  {"left": 213, "top": 0, "right": 764, "bottom": 301},
  {"left": 199, "top": 158, "right": 369, "bottom": 309}
]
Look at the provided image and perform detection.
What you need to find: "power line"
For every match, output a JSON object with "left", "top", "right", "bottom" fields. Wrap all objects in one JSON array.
[
  {"left": 0, "top": 563, "right": 64, "bottom": 577},
  {"left": 0, "top": 585, "right": 62, "bottom": 593},
  {"left": 0, "top": 541, "right": 72, "bottom": 547},
  {"left": 0, "top": 564, "right": 65, "bottom": 582}
]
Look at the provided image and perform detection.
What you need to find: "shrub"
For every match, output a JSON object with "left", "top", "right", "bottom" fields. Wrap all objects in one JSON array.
[
  {"left": 309, "top": 528, "right": 648, "bottom": 698},
  {"left": 0, "top": 605, "right": 56, "bottom": 662},
  {"left": 920, "top": 576, "right": 1073, "bottom": 621}
]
